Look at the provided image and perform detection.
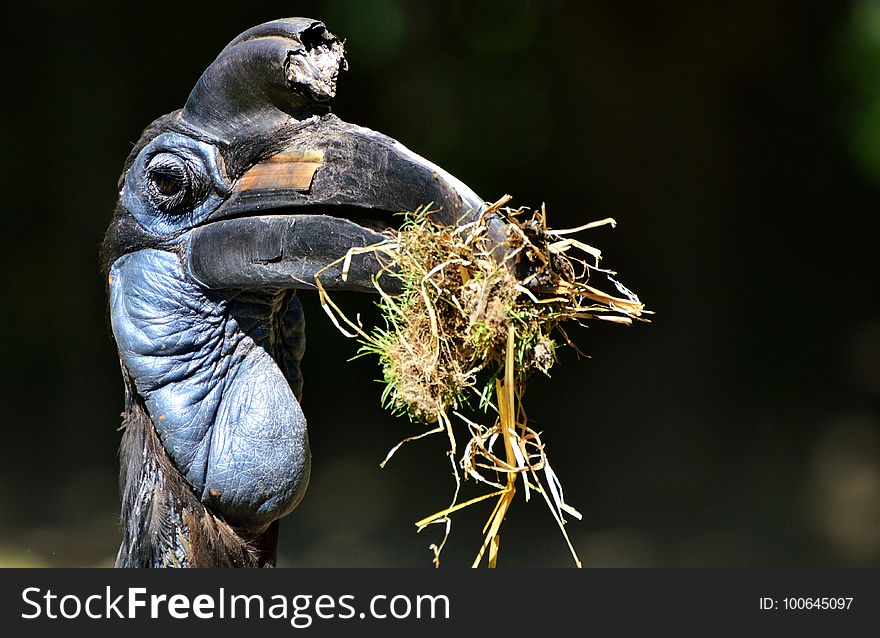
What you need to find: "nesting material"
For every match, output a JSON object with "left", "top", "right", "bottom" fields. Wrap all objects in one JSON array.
[{"left": 316, "top": 195, "right": 647, "bottom": 567}]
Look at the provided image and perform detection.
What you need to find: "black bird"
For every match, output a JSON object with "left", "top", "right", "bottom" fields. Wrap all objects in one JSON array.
[{"left": 103, "top": 18, "right": 506, "bottom": 567}]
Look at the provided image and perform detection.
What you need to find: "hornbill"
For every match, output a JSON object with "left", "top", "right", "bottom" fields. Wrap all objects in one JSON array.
[{"left": 103, "top": 18, "right": 507, "bottom": 567}]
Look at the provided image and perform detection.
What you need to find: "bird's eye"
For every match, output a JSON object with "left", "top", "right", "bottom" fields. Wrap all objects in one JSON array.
[
  {"left": 153, "top": 169, "right": 183, "bottom": 197},
  {"left": 145, "top": 153, "right": 206, "bottom": 214}
]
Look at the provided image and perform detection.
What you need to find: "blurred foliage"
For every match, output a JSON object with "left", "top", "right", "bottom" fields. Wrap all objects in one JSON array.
[
  {"left": 0, "top": 0, "right": 878, "bottom": 567},
  {"left": 835, "top": 0, "right": 880, "bottom": 181},
  {"left": 322, "top": 0, "right": 406, "bottom": 69}
]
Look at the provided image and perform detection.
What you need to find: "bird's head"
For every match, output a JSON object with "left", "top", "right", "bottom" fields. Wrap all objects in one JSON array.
[
  {"left": 105, "top": 18, "right": 502, "bottom": 292},
  {"left": 104, "top": 18, "right": 504, "bottom": 549}
]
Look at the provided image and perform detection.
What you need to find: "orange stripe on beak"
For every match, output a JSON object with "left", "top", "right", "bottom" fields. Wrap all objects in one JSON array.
[{"left": 237, "top": 149, "right": 324, "bottom": 192}]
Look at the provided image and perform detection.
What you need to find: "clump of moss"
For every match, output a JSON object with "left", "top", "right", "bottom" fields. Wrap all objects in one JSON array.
[
  {"left": 362, "top": 212, "right": 519, "bottom": 423},
  {"left": 317, "top": 195, "right": 647, "bottom": 567}
]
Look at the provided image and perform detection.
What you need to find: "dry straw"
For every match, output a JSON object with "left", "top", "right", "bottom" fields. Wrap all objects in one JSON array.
[{"left": 316, "top": 195, "right": 647, "bottom": 567}]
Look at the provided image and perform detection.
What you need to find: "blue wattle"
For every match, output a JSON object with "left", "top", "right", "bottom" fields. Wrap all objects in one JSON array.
[{"left": 109, "top": 248, "right": 309, "bottom": 531}]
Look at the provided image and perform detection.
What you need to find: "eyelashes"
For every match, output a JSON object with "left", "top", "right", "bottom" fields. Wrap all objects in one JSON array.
[{"left": 144, "top": 152, "right": 209, "bottom": 214}]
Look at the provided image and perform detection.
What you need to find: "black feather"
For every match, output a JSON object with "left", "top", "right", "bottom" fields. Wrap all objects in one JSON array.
[{"left": 115, "top": 373, "right": 276, "bottom": 568}]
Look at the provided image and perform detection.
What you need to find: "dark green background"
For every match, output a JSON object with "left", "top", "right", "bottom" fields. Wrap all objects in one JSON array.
[{"left": 1, "top": 0, "right": 878, "bottom": 567}]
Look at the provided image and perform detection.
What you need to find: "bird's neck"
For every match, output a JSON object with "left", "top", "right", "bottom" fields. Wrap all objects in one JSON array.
[
  {"left": 115, "top": 396, "right": 276, "bottom": 567},
  {"left": 109, "top": 250, "right": 309, "bottom": 532}
]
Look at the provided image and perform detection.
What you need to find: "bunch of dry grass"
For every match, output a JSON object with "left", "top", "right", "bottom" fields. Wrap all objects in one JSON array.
[{"left": 316, "top": 195, "right": 646, "bottom": 567}]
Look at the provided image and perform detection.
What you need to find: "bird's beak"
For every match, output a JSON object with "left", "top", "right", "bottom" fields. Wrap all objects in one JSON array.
[
  {"left": 172, "top": 18, "right": 507, "bottom": 293},
  {"left": 184, "top": 116, "right": 504, "bottom": 292}
]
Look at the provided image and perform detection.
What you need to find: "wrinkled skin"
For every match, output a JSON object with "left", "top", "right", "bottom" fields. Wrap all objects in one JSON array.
[{"left": 110, "top": 249, "right": 308, "bottom": 531}]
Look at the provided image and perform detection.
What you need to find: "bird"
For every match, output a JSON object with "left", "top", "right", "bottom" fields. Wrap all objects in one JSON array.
[{"left": 102, "top": 18, "right": 508, "bottom": 567}]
